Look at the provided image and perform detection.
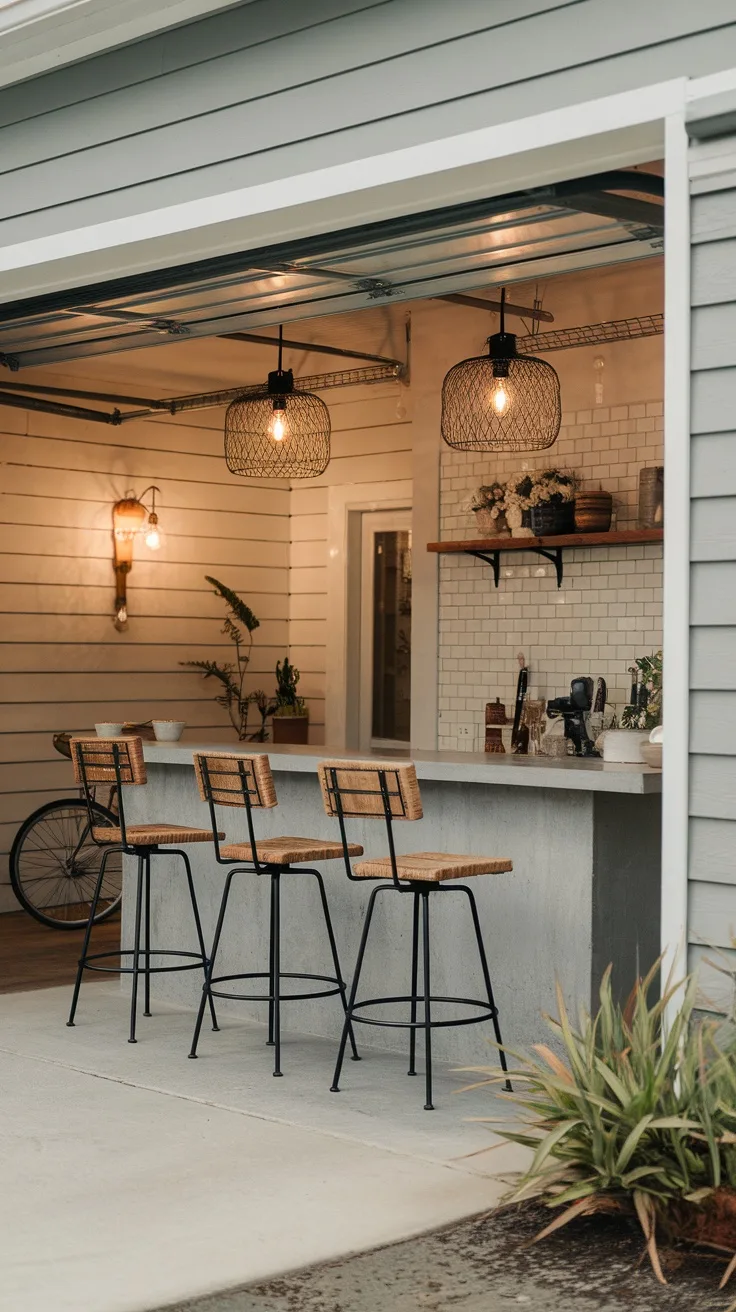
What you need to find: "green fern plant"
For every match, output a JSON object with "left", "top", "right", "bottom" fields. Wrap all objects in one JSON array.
[
  {"left": 464, "top": 962, "right": 736, "bottom": 1292},
  {"left": 181, "top": 576, "right": 266, "bottom": 740}
]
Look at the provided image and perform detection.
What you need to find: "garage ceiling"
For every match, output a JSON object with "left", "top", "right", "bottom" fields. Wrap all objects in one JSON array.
[{"left": 0, "top": 170, "right": 663, "bottom": 373}]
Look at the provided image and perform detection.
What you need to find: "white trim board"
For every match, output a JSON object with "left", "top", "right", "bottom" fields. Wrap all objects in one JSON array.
[
  {"left": 661, "top": 110, "right": 691, "bottom": 1012},
  {"left": 324, "top": 481, "right": 412, "bottom": 750},
  {"left": 0, "top": 78, "right": 684, "bottom": 301},
  {"left": 0, "top": 1, "right": 253, "bottom": 91}
]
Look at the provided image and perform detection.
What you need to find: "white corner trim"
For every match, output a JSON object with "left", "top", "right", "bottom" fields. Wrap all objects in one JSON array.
[
  {"left": 324, "top": 481, "right": 412, "bottom": 749},
  {"left": 687, "top": 65, "right": 736, "bottom": 103},
  {"left": 661, "top": 109, "right": 691, "bottom": 1016},
  {"left": 0, "top": 77, "right": 687, "bottom": 278}
]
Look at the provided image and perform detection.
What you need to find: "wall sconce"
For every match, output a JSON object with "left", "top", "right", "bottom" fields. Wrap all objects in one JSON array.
[{"left": 112, "top": 485, "right": 161, "bottom": 630}]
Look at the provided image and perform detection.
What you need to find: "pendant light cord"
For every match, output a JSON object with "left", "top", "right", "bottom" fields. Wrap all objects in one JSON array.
[
  {"left": 278, "top": 324, "right": 283, "bottom": 373},
  {"left": 500, "top": 287, "right": 506, "bottom": 335}
]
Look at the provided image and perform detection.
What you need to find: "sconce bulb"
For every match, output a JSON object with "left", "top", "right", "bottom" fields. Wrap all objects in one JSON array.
[
  {"left": 491, "top": 382, "right": 510, "bottom": 416},
  {"left": 116, "top": 604, "right": 127, "bottom": 626},
  {"left": 269, "top": 406, "right": 288, "bottom": 442},
  {"left": 145, "top": 522, "right": 161, "bottom": 551}
]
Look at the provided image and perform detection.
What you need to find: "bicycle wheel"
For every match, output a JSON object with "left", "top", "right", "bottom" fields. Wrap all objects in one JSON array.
[{"left": 10, "top": 799, "right": 123, "bottom": 929}]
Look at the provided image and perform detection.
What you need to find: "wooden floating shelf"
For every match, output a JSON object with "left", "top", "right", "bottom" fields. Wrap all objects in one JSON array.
[{"left": 426, "top": 529, "right": 663, "bottom": 588}]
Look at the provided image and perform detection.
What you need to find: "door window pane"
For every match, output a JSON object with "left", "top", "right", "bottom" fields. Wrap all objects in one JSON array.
[{"left": 371, "top": 530, "right": 412, "bottom": 742}]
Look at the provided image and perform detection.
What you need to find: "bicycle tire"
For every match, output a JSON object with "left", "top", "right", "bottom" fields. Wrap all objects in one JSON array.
[{"left": 10, "top": 798, "right": 123, "bottom": 930}]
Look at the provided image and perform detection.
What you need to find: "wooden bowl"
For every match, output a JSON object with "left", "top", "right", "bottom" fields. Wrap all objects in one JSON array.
[{"left": 575, "top": 492, "right": 612, "bottom": 533}]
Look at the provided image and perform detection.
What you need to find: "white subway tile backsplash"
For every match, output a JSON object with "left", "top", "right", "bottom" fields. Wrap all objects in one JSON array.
[{"left": 438, "top": 399, "right": 663, "bottom": 744}]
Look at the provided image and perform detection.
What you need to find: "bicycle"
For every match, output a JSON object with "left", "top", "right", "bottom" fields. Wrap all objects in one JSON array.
[{"left": 8, "top": 725, "right": 151, "bottom": 929}]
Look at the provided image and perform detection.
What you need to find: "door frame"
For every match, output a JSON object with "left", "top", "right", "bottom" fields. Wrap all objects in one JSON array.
[
  {"left": 359, "top": 508, "right": 413, "bottom": 752},
  {"left": 325, "top": 481, "right": 412, "bottom": 750}
]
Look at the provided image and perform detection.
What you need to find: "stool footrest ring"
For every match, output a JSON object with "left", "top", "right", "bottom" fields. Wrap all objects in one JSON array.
[
  {"left": 81, "top": 948, "right": 206, "bottom": 976},
  {"left": 208, "top": 970, "right": 344, "bottom": 1004},
  {"left": 348, "top": 993, "right": 497, "bottom": 1030}
]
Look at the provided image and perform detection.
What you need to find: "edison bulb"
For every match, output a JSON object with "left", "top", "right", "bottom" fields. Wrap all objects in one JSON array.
[
  {"left": 491, "top": 382, "right": 510, "bottom": 416},
  {"left": 269, "top": 408, "right": 288, "bottom": 441},
  {"left": 145, "top": 524, "right": 161, "bottom": 551},
  {"left": 115, "top": 604, "right": 127, "bottom": 626}
]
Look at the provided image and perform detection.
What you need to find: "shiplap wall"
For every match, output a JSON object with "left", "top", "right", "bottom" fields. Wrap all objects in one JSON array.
[
  {"left": 687, "top": 131, "right": 736, "bottom": 1012},
  {"left": 287, "top": 307, "right": 412, "bottom": 744},
  {"left": 0, "top": 341, "right": 290, "bottom": 912},
  {"left": 0, "top": 0, "right": 735, "bottom": 251}
]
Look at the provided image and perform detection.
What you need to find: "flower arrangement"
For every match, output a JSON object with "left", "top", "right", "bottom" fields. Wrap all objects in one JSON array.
[
  {"left": 504, "top": 468, "right": 576, "bottom": 512},
  {"left": 621, "top": 651, "right": 663, "bottom": 731},
  {"left": 467, "top": 469, "right": 577, "bottom": 538},
  {"left": 469, "top": 481, "right": 506, "bottom": 517}
]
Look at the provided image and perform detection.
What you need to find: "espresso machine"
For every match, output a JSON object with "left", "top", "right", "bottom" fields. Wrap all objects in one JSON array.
[{"left": 546, "top": 677, "right": 600, "bottom": 757}]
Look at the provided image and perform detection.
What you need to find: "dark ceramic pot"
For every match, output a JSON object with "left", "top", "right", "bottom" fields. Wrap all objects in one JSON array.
[{"left": 530, "top": 498, "right": 575, "bottom": 536}]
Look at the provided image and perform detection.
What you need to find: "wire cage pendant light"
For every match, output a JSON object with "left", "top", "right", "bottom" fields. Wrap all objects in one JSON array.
[
  {"left": 441, "top": 290, "right": 561, "bottom": 452},
  {"left": 224, "top": 325, "right": 331, "bottom": 478}
]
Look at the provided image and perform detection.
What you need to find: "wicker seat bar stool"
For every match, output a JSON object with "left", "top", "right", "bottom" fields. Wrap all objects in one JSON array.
[
  {"left": 188, "top": 752, "right": 362, "bottom": 1077},
  {"left": 66, "top": 737, "right": 220, "bottom": 1044},
  {"left": 319, "top": 759, "right": 513, "bottom": 1111}
]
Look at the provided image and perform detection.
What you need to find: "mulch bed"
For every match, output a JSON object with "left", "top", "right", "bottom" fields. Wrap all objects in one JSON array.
[{"left": 159, "top": 1202, "right": 736, "bottom": 1312}]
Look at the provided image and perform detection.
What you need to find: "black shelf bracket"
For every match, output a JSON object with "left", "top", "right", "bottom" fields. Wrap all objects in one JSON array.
[
  {"left": 468, "top": 549, "right": 500, "bottom": 586},
  {"left": 532, "top": 546, "right": 564, "bottom": 588},
  {"left": 465, "top": 544, "right": 564, "bottom": 588}
]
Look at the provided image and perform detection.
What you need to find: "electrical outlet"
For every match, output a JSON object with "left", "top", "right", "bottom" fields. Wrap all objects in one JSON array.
[{"left": 456, "top": 725, "right": 476, "bottom": 747}]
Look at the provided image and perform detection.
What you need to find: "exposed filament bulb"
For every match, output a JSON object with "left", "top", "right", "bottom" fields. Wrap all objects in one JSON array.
[
  {"left": 491, "top": 382, "right": 510, "bottom": 416},
  {"left": 270, "top": 404, "right": 288, "bottom": 441}
]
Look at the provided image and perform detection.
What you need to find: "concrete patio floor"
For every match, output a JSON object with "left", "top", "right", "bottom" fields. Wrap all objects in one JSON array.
[{"left": 0, "top": 981, "right": 523, "bottom": 1312}]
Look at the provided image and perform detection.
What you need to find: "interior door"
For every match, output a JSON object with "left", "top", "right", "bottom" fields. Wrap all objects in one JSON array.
[{"left": 359, "top": 510, "right": 412, "bottom": 751}]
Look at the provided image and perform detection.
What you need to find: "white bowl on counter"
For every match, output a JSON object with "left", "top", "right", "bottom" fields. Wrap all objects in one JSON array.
[
  {"left": 152, "top": 720, "right": 186, "bottom": 742},
  {"left": 95, "top": 722, "right": 124, "bottom": 737},
  {"left": 601, "top": 729, "right": 651, "bottom": 763}
]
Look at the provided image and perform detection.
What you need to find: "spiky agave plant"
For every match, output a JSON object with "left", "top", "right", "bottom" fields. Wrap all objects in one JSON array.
[
  {"left": 181, "top": 576, "right": 263, "bottom": 740},
  {"left": 464, "top": 963, "right": 736, "bottom": 1290}
]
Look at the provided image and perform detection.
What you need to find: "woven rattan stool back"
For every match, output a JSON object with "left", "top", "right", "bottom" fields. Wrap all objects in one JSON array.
[
  {"left": 70, "top": 736, "right": 146, "bottom": 849},
  {"left": 193, "top": 753, "right": 277, "bottom": 810},
  {"left": 318, "top": 760, "right": 423, "bottom": 822},
  {"left": 71, "top": 736, "right": 147, "bottom": 788}
]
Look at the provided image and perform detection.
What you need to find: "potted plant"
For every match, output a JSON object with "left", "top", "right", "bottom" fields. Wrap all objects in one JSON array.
[
  {"left": 467, "top": 962, "right": 736, "bottom": 1293},
  {"left": 467, "top": 482, "right": 509, "bottom": 537},
  {"left": 504, "top": 469, "right": 576, "bottom": 537},
  {"left": 180, "top": 576, "right": 269, "bottom": 740},
  {"left": 271, "top": 657, "right": 309, "bottom": 744}
]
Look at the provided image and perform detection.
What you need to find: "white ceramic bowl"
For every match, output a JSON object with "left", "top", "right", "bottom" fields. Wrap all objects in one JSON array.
[
  {"left": 601, "top": 729, "right": 651, "bottom": 763},
  {"left": 152, "top": 720, "right": 186, "bottom": 742},
  {"left": 95, "top": 722, "right": 124, "bottom": 737}
]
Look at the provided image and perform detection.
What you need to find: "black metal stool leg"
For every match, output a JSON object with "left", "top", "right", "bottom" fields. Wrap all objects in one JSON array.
[
  {"left": 189, "top": 869, "right": 237, "bottom": 1057},
  {"left": 421, "top": 890, "right": 433, "bottom": 1110},
  {"left": 331, "top": 883, "right": 385, "bottom": 1093},
  {"left": 272, "top": 871, "right": 282, "bottom": 1077},
  {"left": 128, "top": 854, "right": 145, "bottom": 1044},
  {"left": 459, "top": 884, "right": 512, "bottom": 1092},
  {"left": 175, "top": 849, "right": 219, "bottom": 1033},
  {"left": 143, "top": 854, "right": 152, "bottom": 1017},
  {"left": 267, "top": 872, "right": 276, "bottom": 1046},
  {"left": 309, "top": 869, "right": 360, "bottom": 1062},
  {"left": 408, "top": 889, "right": 420, "bottom": 1076},
  {"left": 67, "top": 847, "right": 113, "bottom": 1027}
]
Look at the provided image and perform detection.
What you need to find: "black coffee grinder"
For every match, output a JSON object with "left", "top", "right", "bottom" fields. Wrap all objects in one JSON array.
[{"left": 546, "top": 677, "right": 600, "bottom": 758}]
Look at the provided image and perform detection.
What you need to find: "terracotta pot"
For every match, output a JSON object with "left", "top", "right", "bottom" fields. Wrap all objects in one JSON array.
[
  {"left": 272, "top": 715, "right": 309, "bottom": 744},
  {"left": 575, "top": 491, "right": 613, "bottom": 533}
]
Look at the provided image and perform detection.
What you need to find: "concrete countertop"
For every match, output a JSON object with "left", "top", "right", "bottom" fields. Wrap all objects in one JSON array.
[{"left": 142, "top": 741, "right": 662, "bottom": 795}]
